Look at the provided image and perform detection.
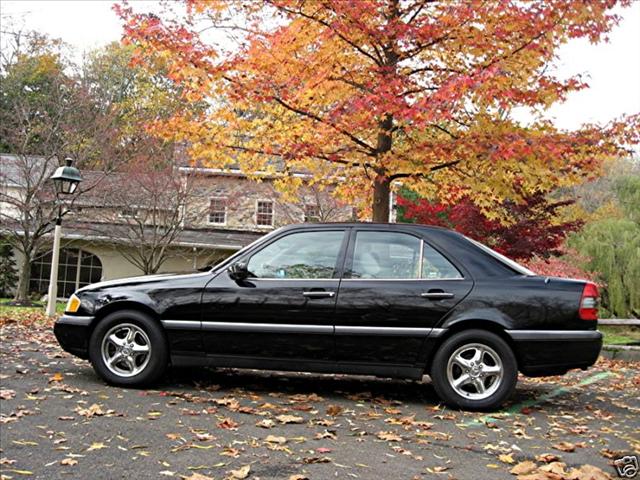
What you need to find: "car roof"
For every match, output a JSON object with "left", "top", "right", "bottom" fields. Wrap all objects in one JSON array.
[{"left": 278, "top": 222, "right": 452, "bottom": 233}]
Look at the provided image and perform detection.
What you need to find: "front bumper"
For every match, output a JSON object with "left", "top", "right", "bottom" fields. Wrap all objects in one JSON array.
[
  {"left": 506, "top": 330, "right": 603, "bottom": 377},
  {"left": 53, "top": 315, "right": 94, "bottom": 359}
]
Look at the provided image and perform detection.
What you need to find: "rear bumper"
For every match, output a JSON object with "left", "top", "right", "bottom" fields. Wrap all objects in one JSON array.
[
  {"left": 53, "top": 315, "right": 94, "bottom": 359},
  {"left": 506, "top": 330, "right": 602, "bottom": 377}
]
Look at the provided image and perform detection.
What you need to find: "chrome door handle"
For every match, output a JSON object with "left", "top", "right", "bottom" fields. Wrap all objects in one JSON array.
[
  {"left": 421, "top": 292, "right": 454, "bottom": 300},
  {"left": 303, "top": 291, "right": 335, "bottom": 298}
]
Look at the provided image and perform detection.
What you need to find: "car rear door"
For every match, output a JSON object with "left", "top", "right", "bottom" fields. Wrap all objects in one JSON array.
[
  {"left": 334, "top": 228, "right": 473, "bottom": 366},
  {"left": 200, "top": 228, "right": 348, "bottom": 363}
]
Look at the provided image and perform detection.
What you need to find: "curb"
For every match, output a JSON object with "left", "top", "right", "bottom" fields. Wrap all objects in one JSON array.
[{"left": 601, "top": 345, "right": 640, "bottom": 362}]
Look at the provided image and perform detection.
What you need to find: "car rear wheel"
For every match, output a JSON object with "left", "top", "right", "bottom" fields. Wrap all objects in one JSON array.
[
  {"left": 430, "top": 329, "right": 517, "bottom": 410},
  {"left": 89, "top": 310, "right": 168, "bottom": 386}
]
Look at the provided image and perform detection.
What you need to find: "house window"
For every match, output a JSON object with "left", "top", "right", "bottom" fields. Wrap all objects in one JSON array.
[
  {"left": 119, "top": 207, "right": 138, "bottom": 219},
  {"left": 29, "top": 248, "right": 103, "bottom": 298},
  {"left": 256, "top": 200, "right": 274, "bottom": 226},
  {"left": 304, "top": 204, "right": 321, "bottom": 222},
  {"left": 208, "top": 197, "right": 227, "bottom": 224}
]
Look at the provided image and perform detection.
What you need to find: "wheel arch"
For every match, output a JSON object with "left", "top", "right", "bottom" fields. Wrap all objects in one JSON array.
[
  {"left": 90, "top": 301, "right": 165, "bottom": 338},
  {"left": 426, "top": 319, "right": 520, "bottom": 372}
]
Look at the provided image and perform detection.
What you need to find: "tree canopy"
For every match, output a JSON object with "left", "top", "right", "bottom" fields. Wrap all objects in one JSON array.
[
  {"left": 569, "top": 171, "right": 640, "bottom": 318},
  {"left": 118, "top": 0, "right": 639, "bottom": 221},
  {"left": 397, "top": 189, "right": 581, "bottom": 260}
]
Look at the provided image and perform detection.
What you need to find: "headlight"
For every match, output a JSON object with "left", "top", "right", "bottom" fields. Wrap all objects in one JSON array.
[{"left": 65, "top": 294, "right": 81, "bottom": 313}]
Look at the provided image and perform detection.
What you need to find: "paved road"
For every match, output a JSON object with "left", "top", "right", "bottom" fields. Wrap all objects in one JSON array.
[{"left": 1, "top": 321, "right": 638, "bottom": 480}]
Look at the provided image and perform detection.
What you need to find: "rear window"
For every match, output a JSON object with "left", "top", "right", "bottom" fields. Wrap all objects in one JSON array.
[{"left": 465, "top": 237, "right": 535, "bottom": 276}]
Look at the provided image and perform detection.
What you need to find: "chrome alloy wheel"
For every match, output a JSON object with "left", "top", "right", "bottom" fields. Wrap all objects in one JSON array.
[
  {"left": 446, "top": 343, "right": 503, "bottom": 400},
  {"left": 101, "top": 323, "right": 151, "bottom": 378}
]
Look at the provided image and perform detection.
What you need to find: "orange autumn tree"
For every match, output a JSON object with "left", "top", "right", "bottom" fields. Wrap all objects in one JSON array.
[{"left": 117, "top": 0, "right": 639, "bottom": 222}]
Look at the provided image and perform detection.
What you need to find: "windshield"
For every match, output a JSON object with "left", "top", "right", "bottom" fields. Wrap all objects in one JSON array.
[
  {"left": 207, "top": 228, "right": 282, "bottom": 272},
  {"left": 466, "top": 237, "right": 536, "bottom": 276}
]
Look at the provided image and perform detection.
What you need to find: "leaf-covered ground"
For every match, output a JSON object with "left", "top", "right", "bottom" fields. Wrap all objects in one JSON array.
[{"left": 1, "top": 315, "right": 638, "bottom": 480}]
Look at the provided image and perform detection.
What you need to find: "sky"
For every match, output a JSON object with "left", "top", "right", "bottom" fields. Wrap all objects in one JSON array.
[{"left": 1, "top": 0, "right": 639, "bottom": 132}]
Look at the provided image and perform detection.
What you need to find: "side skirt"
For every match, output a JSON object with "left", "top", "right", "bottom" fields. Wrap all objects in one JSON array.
[{"left": 171, "top": 354, "right": 424, "bottom": 380}]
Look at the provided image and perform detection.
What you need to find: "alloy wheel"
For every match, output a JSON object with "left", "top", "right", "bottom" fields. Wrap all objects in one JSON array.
[
  {"left": 101, "top": 323, "right": 152, "bottom": 378},
  {"left": 446, "top": 342, "right": 503, "bottom": 400}
]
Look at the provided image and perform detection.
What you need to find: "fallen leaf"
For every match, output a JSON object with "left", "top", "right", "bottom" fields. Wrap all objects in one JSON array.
[
  {"left": 566, "top": 464, "right": 612, "bottom": 480},
  {"left": 184, "top": 473, "right": 213, "bottom": 480},
  {"left": 12, "top": 440, "right": 38, "bottom": 446},
  {"left": 75, "top": 404, "right": 104, "bottom": 418},
  {"left": 60, "top": 458, "right": 78, "bottom": 466},
  {"left": 540, "top": 462, "right": 568, "bottom": 476},
  {"left": 326, "top": 404, "right": 343, "bottom": 416},
  {"left": 552, "top": 442, "right": 575, "bottom": 452},
  {"left": 289, "top": 475, "right": 309, "bottom": 480},
  {"left": 229, "top": 464, "right": 251, "bottom": 479},
  {"left": 314, "top": 430, "right": 336, "bottom": 440},
  {"left": 256, "top": 419, "right": 275, "bottom": 429},
  {"left": 376, "top": 431, "right": 402, "bottom": 442},
  {"left": 217, "top": 418, "right": 239, "bottom": 430},
  {"left": 303, "top": 456, "right": 331, "bottom": 464},
  {"left": 510, "top": 461, "right": 537, "bottom": 475},
  {"left": 499, "top": 453, "right": 515, "bottom": 464},
  {"left": 535, "top": 454, "right": 560, "bottom": 463},
  {"left": 425, "top": 465, "right": 450, "bottom": 474},
  {"left": 87, "top": 442, "right": 107, "bottom": 452},
  {"left": 265, "top": 435, "right": 287, "bottom": 444},
  {"left": 0, "top": 389, "right": 16, "bottom": 400},
  {"left": 276, "top": 414, "right": 304, "bottom": 424},
  {"left": 2, "top": 469, "right": 34, "bottom": 475},
  {"left": 220, "top": 447, "right": 241, "bottom": 457}
]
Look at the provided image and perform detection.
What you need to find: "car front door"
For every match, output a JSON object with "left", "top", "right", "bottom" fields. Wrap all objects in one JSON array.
[
  {"left": 334, "top": 229, "right": 473, "bottom": 366},
  {"left": 200, "top": 228, "right": 347, "bottom": 363}
]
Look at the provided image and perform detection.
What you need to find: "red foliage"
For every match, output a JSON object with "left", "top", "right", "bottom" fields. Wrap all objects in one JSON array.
[
  {"left": 523, "top": 249, "right": 600, "bottom": 284},
  {"left": 398, "top": 193, "right": 581, "bottom": 260}
]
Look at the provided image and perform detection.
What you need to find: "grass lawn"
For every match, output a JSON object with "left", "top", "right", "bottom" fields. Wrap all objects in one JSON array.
[
  {"left": 599, "top": 324, "right": 640, "bottom": 345},
  {"left": 0, "top": 297, "right": 66, "bottom": 316}
]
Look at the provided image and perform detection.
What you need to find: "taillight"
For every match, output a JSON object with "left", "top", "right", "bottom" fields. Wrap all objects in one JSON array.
[{"left": 579, "top": 282, "right": 599, "bottom": 320}]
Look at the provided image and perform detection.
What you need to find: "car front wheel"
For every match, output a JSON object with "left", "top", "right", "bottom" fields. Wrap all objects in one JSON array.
[
  {"left": 430, "top": 329, "right": 517, "bottom": 410},
  {"left": 89, "top": 310, "right": 168, "bottom": 386}
]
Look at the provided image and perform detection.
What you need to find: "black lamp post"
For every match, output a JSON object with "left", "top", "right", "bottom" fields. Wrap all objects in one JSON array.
[{"left": 46, "top": 158, "right": 82, "bottom": 316}]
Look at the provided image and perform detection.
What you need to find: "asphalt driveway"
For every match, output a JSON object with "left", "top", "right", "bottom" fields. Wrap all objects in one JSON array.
[{"left": 1, "top": 319, "right": 638, "bottom": 480}]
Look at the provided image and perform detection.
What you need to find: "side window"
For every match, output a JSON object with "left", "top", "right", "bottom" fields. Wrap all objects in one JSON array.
[
  {"left": 350, "top": 232, "right": 420, "bottom": 279},
  {"left": 247, "top": 231, "right": 344, "bottom": 279},
  {"left": 422, "top": 243, "right": 463, "bottom": 279}
]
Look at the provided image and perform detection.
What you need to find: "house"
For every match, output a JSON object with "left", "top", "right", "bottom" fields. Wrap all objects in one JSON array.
[{"left": 1, "top": 154, "right": 356, "bottom": 299}]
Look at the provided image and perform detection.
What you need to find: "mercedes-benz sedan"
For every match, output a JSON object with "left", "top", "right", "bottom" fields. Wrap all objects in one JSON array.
[{"left": 54, "top": 223, "right": 602, "bottom": 410}]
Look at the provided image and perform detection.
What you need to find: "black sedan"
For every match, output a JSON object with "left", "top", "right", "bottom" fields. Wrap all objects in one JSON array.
[{"left": 54, "top": 223, "right": 602, "bottom": 410}]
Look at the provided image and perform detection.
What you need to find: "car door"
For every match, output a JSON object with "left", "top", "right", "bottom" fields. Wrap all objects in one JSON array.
[
  {"left": 334, "top": 228, "right": 473, "bottom": 365},
  {"left": 200, "top": 228, "right": 348, "bottom": 363}
]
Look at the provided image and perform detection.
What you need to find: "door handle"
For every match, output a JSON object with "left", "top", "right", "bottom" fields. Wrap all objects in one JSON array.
[
  {"left": 303, "top": 291, "right": 335, "bottom": 298},
  {"left": 421, "top": 291, "right": 454, "bottom": 300}
]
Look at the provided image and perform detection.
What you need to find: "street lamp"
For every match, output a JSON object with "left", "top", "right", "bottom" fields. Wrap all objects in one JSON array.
[{"left": 46, "top": 158, "right": 82, "bottom": 316}]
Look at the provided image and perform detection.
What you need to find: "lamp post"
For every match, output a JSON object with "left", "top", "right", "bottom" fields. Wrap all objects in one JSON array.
[{"left": 46, "top": 158, "right": 82, "bottom": 316}]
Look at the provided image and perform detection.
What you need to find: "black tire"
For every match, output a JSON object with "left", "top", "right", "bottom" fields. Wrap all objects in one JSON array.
[
  {"left": 89, "top": 310, "right": 168, "bottom": 387},
  {"left": 430, "top": 329, "right": 517, "bottom": 410}
]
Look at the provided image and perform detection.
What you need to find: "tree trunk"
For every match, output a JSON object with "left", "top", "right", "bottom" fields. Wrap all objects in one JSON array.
[
  {"left": 14, "top": 253, "right": 31, "bottom": 303},
  {"left": 372, "top": 175, "right": 391, "bottom": 222},
  {"left": 369, "top": 1, "right": 399, "bottom": 223},
  {"left": 372, "top": 112, "right": 393, "bottom": 223}
]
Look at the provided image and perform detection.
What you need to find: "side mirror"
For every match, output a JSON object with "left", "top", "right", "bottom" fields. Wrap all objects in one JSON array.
[{"left": 228, "top": 261, "right": 249, "bottom": 280}]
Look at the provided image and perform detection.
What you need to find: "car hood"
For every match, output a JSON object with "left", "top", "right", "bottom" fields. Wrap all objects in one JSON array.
[{"left": 77, "top": 271, "right": 212, "bottom": 293}]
